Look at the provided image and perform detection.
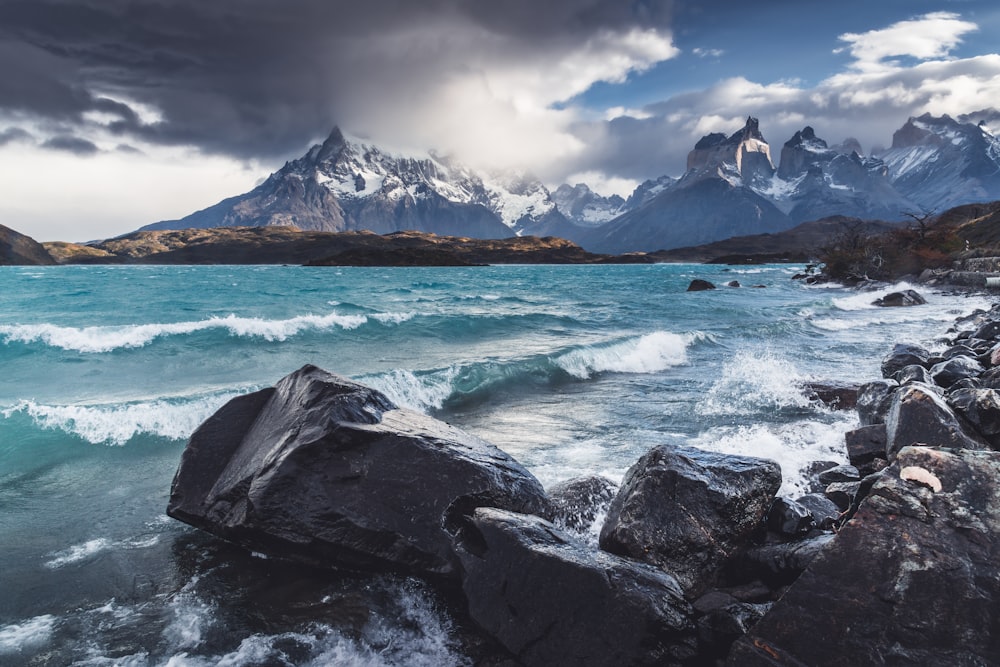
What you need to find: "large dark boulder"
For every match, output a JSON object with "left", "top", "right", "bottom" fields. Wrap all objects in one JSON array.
[
  {"left": 167, "top": 365, "right": 552, "bottom": 577},
  {"left": 884, "top": 383, "right": 987, "bottom": 460},
  {"left": 871, "top": 289, "right": 926, "bottom": 307},
  {"left": 454, "top": 507, "right": 697, "bottom": 666},
  {"left": 728, "top": 446, "right": 1000, "bottom": 666},
  {"left": 687, "top": 279, "right": 717, "bottom": 292},
  {"left": 930, "top": 355, "right": 984, "bottom": 388},
  {"left": 599, "top": 445, "right": 782, "bottom": 597},
  {"left": 880, "top": 344, "right": 931, "bottom": 379},
  {"left": 844, "top": 423, "right": 887, "bottom": 468},
  {"left": 856, "top": 379, "right": 898, "bottom": 425},
  {"left": 948, "top": 387, "right": 1000, "bottom": 439},
  {"left": 802, "top": 381, "right": 858, "bottom": 410}
]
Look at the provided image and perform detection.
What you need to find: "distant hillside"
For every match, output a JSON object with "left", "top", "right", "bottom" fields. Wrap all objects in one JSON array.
[
  {"left": 649, "top": 216, "right": 901, "bottom": 263},
  {"left": 47, "top": 227, "right": 651, "bottom": 266},
  {"left": 1, "top": 224, "right": 56, "bottom": 265}
]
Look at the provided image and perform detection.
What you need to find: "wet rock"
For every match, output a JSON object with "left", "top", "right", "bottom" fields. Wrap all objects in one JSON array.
[
  {"left": 794, "top": 493, "right": 841, "bottom": 529},
  {"left": 816, "top": 464, "right": 860, "bottom": 485},
  {"left": 894, "top": 363, "right": 934, "bottom": 386},
  {"left": 973, "top": 319, "right": 1000, "bottom": 341},
  {"left": 167, "top": 365, "right": 552, "bottom": 578},
  {"left": 942, "top": 344, "right": 978, "bottom": 360},
  {"left": 880, "top": 343, "right": 931, "bottom": 379},
  {"left": 741, "top": 533, "right": 835, "bottom": 584},
  {"left": 929, "top": 355, "right": 984, "bottom": 388},
  {"left": 455, "top": 508, "right": 697, "bottom": 667},
  {"left": 802, "top": 381, "right": 858, "bottom": 410},
  {"left": 548, "top": 475, "right": 617, "bottom": 533},
  {"left": 823, "top": 481, "right": 860, "bottom": 512},
  {"left": 697, "top": 602, "right": 770, "bottom": 664},
  {"left": 844, "top": 424, "right": 886, "bottom": 468},
  {"left": 687, "top": 279, "right": 717, "bottom": 292},
  {"left": 947, "top": 387, "right": 1000, "bottom": 439},
  {"left": 726, "top": 280, "right": 741, "bottom": 288},
  {"left": 884, "top": 382, "right": 987, "bottom": 460},
  {"left": 856, "top": 379, "right": 898, "bottom": 425},
  {"left": 979, "top": 366, "right": 1000, "bottom": 390},
  {"left": 871, "top": 289, "right": 926, "bottom": 307},
  {"left": 599, "top": 445, "right": 781, "bottom": 597},
  {"left": 728, "top": 447, "right": 1000, "bottom": 666},
  {"left": 766, "top": 497, "right": 814, "bottom": 537}
]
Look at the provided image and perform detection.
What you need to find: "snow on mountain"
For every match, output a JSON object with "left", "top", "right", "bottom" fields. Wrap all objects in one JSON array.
[
  {"left": 142, "top": 127, "right": 579, "bottom": 240},
  {"left": 552, "top": 183, "right": 629, "bottom": 227},
  {"left": 877, "top": 113, "right": 1000, "bottom": 212}
]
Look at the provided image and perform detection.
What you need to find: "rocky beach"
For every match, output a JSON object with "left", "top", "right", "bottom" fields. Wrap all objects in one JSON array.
[{"left": 164, "top": 282, "right": 1000, "bottom": 665}]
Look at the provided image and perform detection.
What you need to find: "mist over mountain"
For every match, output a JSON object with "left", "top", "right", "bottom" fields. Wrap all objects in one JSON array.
[{"left": 137, "top": 111, "right": 1000, "bottom": 253}]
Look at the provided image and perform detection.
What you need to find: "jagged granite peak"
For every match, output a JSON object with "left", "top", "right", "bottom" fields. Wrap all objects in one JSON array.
[
  {"left": 552, "top": 183, "right": 629, "bottom": 227},
  {"left": 624, "top": 175, "right": 677, "bottom": 210},
  {"left": 878, "top": 112, "right": 1000, "bottom": 211},
  {"left": 140, "top": 127, "right": 583, "bottom": 241},
  {"left": 685, "top": 115, "right": 775, "bottom": 188}
]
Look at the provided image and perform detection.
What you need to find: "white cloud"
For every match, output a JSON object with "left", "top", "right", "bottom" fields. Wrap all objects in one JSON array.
[
  {"left": 0, "top": 141, "right": 263, "bottom": 242},
  {"left": 836, "top": 12, "right": 978, "bottom": 72},
  {"left": 692, "top": 47, "right": 725, "bottom": 59}
]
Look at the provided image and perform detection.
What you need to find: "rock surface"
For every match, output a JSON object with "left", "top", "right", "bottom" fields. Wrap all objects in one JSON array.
[
  {"left": 884, "top": 383, "right": 987, "bottom": 459},
  {"left": 167, "top": 365, "right": 551, "bottom": 577},
  {"left": 548, "top": 475, "right": 617, "bottom": 533},
  {"left": 599, "top": 445, "right": 782, "bottom": 597},
  {"left": 728, "top": 446, "right": 1000, "bottom": 666},
  {"left": 455, "top": 507, "right": 697, "bottom": 666},
  {"left": 686, "top": 279, "right": 717, "bottom": 292},
  {"left": 871, "top": 289, "right": 927, "bottom": 307}
]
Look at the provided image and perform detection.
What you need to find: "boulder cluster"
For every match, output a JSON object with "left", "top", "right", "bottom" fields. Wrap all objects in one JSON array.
[{"left": 168, "top": 298, "right": 1000, "bottom": 665}]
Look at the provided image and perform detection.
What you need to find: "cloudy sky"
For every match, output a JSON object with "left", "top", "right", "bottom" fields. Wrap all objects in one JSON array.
[{"left": 2, "top": 0, "right": 999, "bottom": 241}]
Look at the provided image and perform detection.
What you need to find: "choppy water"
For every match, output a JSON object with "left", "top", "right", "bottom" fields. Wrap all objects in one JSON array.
[{"left": 0, "top": 264, "right": 990, "bottom": 665}]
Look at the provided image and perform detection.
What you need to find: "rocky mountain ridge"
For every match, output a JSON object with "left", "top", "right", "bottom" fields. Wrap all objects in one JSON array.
[{"left": 130, "top": 111, "right": 1000, "bottom": 254}]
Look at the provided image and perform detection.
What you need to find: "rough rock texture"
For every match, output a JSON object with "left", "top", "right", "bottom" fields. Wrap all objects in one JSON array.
[
  {"left": 167, "top": 365, "right": 552, "bottom": 577},
  {"left": 880, "top": 344, "right": 931, "bottom": 378},
  {"left": 844, "top": 424, "right": 887, "bottom": 467},
  {"left": 548, "top": 475, "right": 617, "bottom": 533},
  {"left": 766, "top": 497, "right": 814, "bottom": 536},
  {"left": 884, "top": 383, "right": 987, "bottom": 459},
  {"left": 728, "top": 446, "right": 1000, "bottom": 666},
  {"left": 802, "top": 381, "right": 858, "bottom": 410},
  {"left": 599, "top": 445, "right": 782, "bottom": 597},
  {"left": 930, "top": 355, "right": 984, "bottom": 388},
  {"left": 856, "top": 380, "right": 898, "bottom": 426},
  {"left": 948, "top": 387, "right": 1000, "bottom": 439},
  {"left": 455, "top": 508, "right": 697, "bottom": 667}
]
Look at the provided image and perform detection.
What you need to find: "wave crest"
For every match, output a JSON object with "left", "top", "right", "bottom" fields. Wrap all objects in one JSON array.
[{"left": 3, "top": 389, "right": 254, "bottom": 445}]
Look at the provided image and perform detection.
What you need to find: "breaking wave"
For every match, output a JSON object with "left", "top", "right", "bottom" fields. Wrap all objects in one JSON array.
[{"left": 3, "top": 388, "right": 255, "bottom": 445}]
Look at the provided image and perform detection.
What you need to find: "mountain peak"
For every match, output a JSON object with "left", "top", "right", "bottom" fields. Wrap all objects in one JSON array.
[
  {"left": 731, "top": 116, "right": 765, "bottom": 143},
  {"left": 315, "top": 126, "right": 348, "bottom": 162}
]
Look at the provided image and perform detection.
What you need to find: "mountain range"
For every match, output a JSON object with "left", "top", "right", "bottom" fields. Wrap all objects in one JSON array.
[{"left": 140, "top": 111, "right": 1000, "bottom": 253}]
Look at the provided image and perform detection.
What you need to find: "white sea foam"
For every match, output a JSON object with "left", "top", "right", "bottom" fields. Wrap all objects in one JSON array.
[
  {"left": 0, "top": 614, "right": 57, "bottom": 654},
  {"left": 362, "top": 368, "right": 459, "bottom": 412},
  {"left": 0, "top": 309, "right": 392, "bottom": 353},
  {"left": 5, "top": 389, "right": 253, "bottom": 445},
  {"left": 555, "top": 331, "right": 694, "bottom": 379},
  {"left": 689, "top": 417, "right": 854, "bottom": 498},
  {"left": 44, "top": 538, "right": 112, "bottom": 569},
  {"left": 698, "top": 350, "right": 813, "bottom": 415},
  {"left": 831, "top": 281, "right": 919, "bottom": 312}
]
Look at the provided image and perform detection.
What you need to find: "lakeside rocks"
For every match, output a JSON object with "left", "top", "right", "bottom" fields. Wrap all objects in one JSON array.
[
  {"left": 166, "top": 296, "right": 1000, "bottom": 666},
  {"left": 871, "top": 288, "right": 927, "bottom": 307},
  {"left": 454, "top": 508, "right": 698, "bottom": 666},
  {"left": 729, "top": 447, "right": 1000, "bottom": 666},
  {"left": 687, "top": 278, "right": 717, "bottom": 291},
  {"left": 167, "top": 365, "right": 551, "bottom": 577},
  {"left": 599, "top": 445, "right": 782, "bottom": 598}
]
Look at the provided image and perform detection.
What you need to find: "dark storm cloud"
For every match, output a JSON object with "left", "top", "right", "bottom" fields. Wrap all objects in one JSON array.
[
  {"left": 0, "top": 0, "right": 673, "bottom": 160},
  {"left": 0, "top": 126, "right": 33, "bottom": 146},
  {"left": 41, "top": 134, "right": 100, "bottom": 155}
]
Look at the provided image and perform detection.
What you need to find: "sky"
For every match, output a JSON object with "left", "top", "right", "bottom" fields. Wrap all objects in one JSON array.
[{"left": 1, "top": 0, "right": 999, "bottom": 241}]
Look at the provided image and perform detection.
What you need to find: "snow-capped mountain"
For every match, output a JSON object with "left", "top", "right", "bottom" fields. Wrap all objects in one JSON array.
[
  {"left": 876, "top": 113, "right": 1000, "bottom": 212},
  {"left": 142, "top": 128, "right": 582, "bottom": 240},
  {"left": 138, "top": 111, "right": 1000, "bottom": 255},
  {"left": 552, "top": 183, "right": 629, "bottom": 227},
  {"left": 585, "top": 118, "right": 794, "bottom": 253}
]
